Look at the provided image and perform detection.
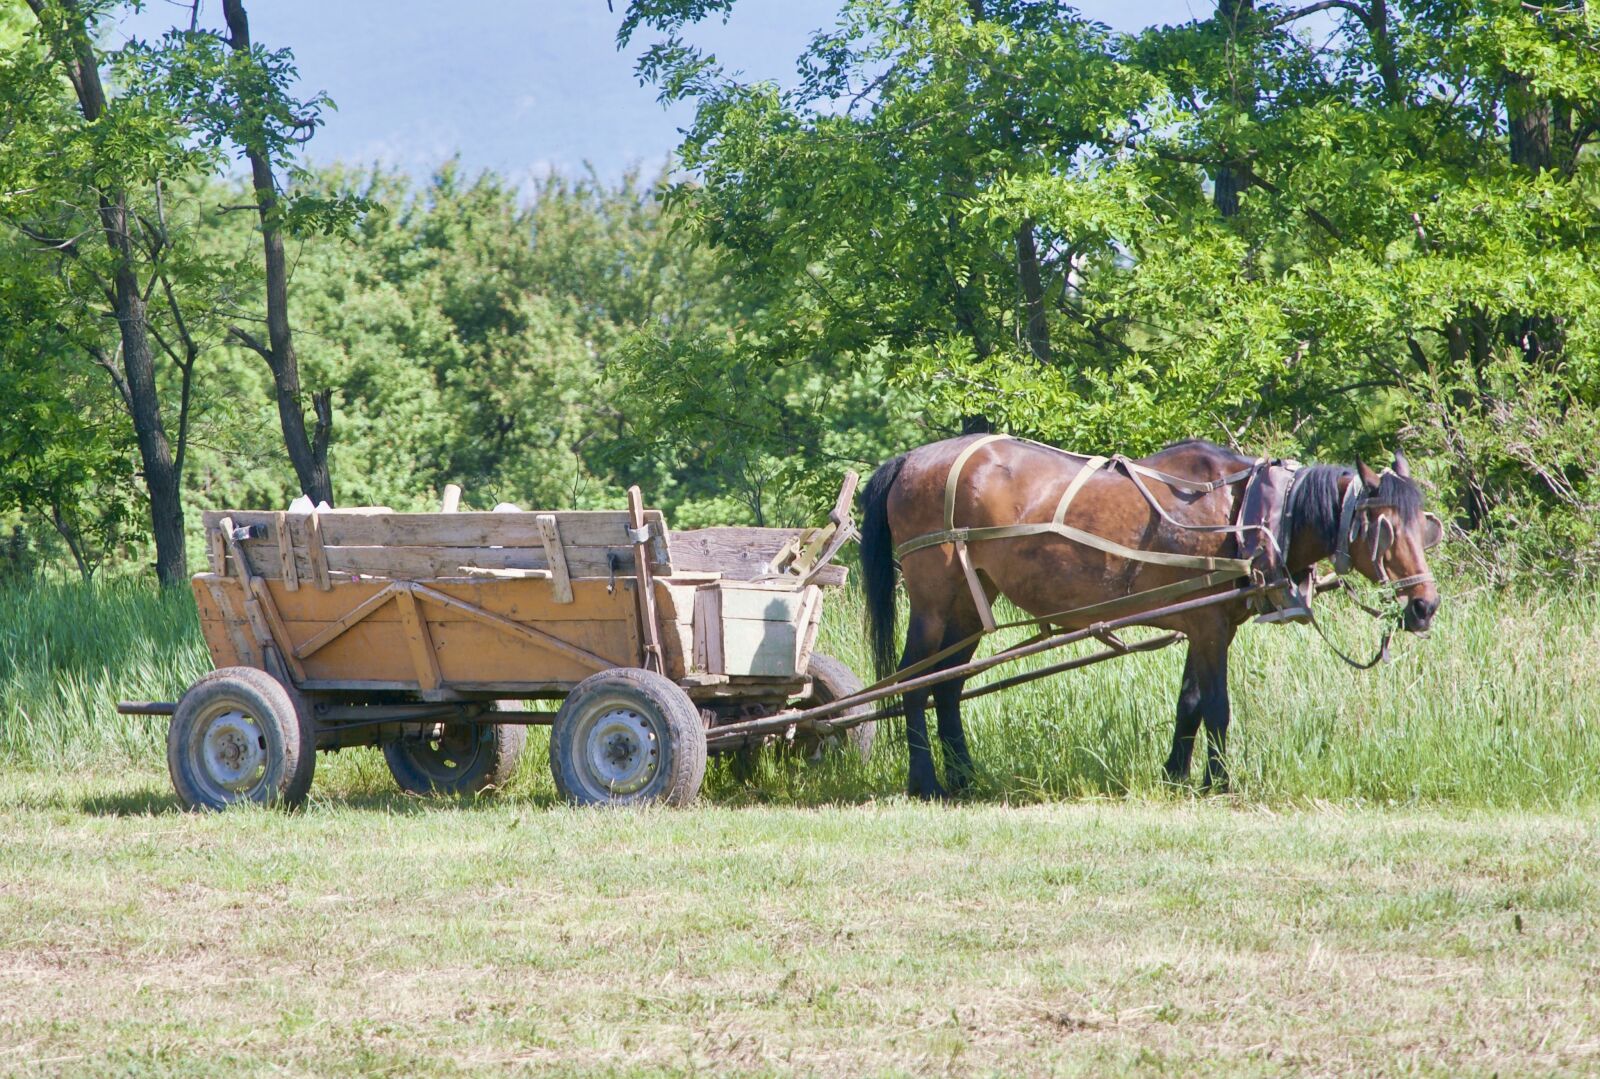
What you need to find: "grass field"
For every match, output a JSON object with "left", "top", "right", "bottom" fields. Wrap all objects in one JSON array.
[
  {"left": 2, "top": 578, "right": 1598, "bottom": 1075},
  {"left": 2, "top": 773, "right": 1597, "bottom": 1076}
]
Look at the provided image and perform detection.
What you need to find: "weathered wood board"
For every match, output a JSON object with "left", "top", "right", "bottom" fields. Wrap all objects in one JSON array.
[
  {"left": 692, "top": 581, "right": 823, "bottom": 678},
  {"left": 205, "top": 509, "right": 672, "bottom": 582},
  {"left": 669, "top": 526, "right": 846, "bottom": 586},
  {"left": 191, "top": 574, "right": 700, "bottom": 689}
]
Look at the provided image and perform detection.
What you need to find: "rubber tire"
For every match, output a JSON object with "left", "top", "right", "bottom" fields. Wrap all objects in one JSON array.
[
  {"left": 167, "top": 666, "right": 315, "bottom": 810},
  {"left": 795, "top": 653, "right": 876, "bottom": 762},
  {"left": 383, "top": 714, "right": 527, "bottom": 796},
  {"left": 550, "top": 668, "right": 707, "bottom": 807}
]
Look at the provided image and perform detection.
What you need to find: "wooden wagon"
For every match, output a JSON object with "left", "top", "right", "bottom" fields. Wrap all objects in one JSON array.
[{"left": 123, "top": 476, "right": 868, "bottom": 809}]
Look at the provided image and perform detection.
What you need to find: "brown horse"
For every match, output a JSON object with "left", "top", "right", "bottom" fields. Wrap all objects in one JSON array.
[{"left": 859, "top": 436, "right": 1442, "bottom": 797}]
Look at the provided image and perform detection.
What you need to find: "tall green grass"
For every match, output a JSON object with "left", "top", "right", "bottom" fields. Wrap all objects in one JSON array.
[{"left": 2, "top": 576, "right": 1596, "bottom": 808}]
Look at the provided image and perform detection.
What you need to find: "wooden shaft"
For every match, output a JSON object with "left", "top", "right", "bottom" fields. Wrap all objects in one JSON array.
[
  {"left": 441, "top": 484, "right": 462, "bottom": 513},
  {"left": 704, "top": 584, "right": 1265, "bottom": 742},
  {"left": 116, "top": 701, "right": 176, "bottom": 716}
]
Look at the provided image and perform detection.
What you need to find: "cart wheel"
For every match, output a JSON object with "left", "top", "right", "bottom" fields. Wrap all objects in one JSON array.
[
  {"left": 794, "top": 654, "right": 875, "bottom": 762},
  {"left": 383, "top": 713, "right": 526, "bottom": 796},
  {"left": 550, "top": 668, "right": 706, "bottom": 806},
  {"left": 167, "top": 667, "right": 315, "bottom": 810}
]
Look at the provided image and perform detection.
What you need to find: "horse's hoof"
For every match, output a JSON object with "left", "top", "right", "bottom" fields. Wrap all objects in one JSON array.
[{"left": 908, "top": 779, "right": 948, "bottom": 801}]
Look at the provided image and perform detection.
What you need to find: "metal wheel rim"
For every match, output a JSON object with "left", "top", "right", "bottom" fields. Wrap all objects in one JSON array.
[
  {"left": 396, "top": 725, "right": 488, "bottom": 784},
  {"left": 572, "top": 697, "right": 663, "bottom": 797},
  {"left": 186, "top": 702, "right": 272, "bottom": 803}
]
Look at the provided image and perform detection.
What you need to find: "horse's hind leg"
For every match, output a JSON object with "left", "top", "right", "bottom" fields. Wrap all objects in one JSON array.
[
  {"left": 898, "top": 609, "right": 948, "bottom": 800},
  {"left": 933, "top": 625, "right": 983, "bottom": 793}
]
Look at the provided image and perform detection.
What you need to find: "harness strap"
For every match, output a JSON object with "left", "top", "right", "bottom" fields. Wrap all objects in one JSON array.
[
  {"left": 1052, "top": 455, "right": 1108, "bottom": 524},
  {"left": 941, "top": 434, "right": 1010, "bottom": 631},
  {"left": 1113, "top": 454, "right": 1274, "bottom": 547},
  {"left": 896, "top": 521, "right": 1254, "bottom": 575},
  {"left": 945, "top": 434, "right": 1010, "bottom": 531}
]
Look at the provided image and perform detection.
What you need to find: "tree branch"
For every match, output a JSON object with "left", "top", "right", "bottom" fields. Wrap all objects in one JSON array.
[
  {"left": 228, "top": 324, "right": 274, "bottom": 363},
  {"left": 1272, "top": 0, "right": 1372, "bottom": 27}
]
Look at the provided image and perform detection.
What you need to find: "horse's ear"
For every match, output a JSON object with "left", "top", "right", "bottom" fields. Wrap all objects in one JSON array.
[
  {"left": 1422, "top": 511, "right": 1443, "bottom": 549},
  {"left": 1392, "top": 450, "right": 1411, "bottom": 479},
  {"left": 1355, "top": 457, "right": 1382, "bottom": 492}
]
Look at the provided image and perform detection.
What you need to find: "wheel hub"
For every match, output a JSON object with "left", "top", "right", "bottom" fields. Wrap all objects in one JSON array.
[
  {"left": 583, "top": 708, "right": 658, "bottom": 794},
  {"left": 201, "top": 710, "right": 267, "bottom": 792}
]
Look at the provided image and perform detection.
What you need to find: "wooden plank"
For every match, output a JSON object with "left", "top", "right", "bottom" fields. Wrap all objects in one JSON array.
[
  {"left": 627, "top": 486, "right": 665, "bottom": 674},
  {"left": 716, "top": 584, "right": 808, "bottom": 621},
  {"left": 795, "top": 585, "right": 823, "bottom": 674},
  {"left": 250, "top": 577, "right": 308, "bottom": 683},
  {"left": 536, "top": 514, "right": 573, "bottom": 603},
  {"left": 306, "top": 512, "right": 332, "bottom": 591},
  {"left": 207, "top": 524, "right": 226, "bottom": 576},
  {"left": 394, "top": 585, "right": 442, "bottom": 692},
  {"left": 286, "top": 617, "right": 635, "bottom": 686},
  {"left": 274, "top": 511, "right": 300, "bottom": 592},
  {"left": 292, "top": 583, "right": 399, "bottom": 660},
  {"left": 669, "top": 527, "right": 805, "bottom": 579},
  {"left": 195, "top": 575, "right": 253, "bottom": 669},
  {"left": 204, "top": 508, "right": 672, "bottom": 566},
  {"left": 693, "top": 586, "right": 723, "bottom": 675},
  {"left": 266, "top": 577, "right": 636, "bottom": 627},
  {"left": 235, "top": 541, "right": 660, "bottom": 583},
  {"left": 297, "top": 679, "right": 579, "bottom": 695},
  {"left": 411, "top": 583, "right": 614, "bottom": 672}
]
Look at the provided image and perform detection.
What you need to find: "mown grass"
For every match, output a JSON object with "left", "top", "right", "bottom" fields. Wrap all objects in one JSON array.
[
  {"left": 1, "top": 575, "right": 1596, "bottom": 808},
  {"left": 0, "top": 774, "right": 1596, "bottom": 1077}
]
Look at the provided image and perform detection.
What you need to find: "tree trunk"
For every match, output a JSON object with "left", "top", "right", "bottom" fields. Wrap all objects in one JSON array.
[
  {"left": 1213, "top": 0, "right": 1256, "bottom": 218},
  {"left": 1015, "top": 220, "right": 1051, "bottom": 363},
  {"left": 1507, "top": 75, "right": 1552, "bottom": 173},
  {"left": 222, "top": 0, "right": 335, "bottom": 506},
  {"left": 33, "top": 0, "right": 188, "bottom": 585}
]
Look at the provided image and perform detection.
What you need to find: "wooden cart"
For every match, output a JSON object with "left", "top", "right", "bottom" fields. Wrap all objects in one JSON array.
[{"left": 124, "top": 476, "right": 866, "bottom": 809}]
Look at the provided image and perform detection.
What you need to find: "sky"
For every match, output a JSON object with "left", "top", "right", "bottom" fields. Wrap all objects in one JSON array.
[{"left": 115, "top": 0, "right": 1213, "bottom": 186}]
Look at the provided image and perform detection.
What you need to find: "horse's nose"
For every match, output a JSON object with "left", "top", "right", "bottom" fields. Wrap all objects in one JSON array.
[{"left": 1404, "top": 595, "right": 1438, "bottom": 632}]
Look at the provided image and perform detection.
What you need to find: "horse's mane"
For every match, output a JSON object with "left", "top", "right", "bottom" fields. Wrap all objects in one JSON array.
[{"left": 1286, "top": 462, "right": 1425, "bottom": 550}]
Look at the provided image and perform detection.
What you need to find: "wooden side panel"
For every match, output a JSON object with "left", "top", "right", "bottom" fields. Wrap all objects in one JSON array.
[
  {"left": 654, "top": 581, "right": 697, "bottom": 680},
  {"left": 670, "top": 527, "right": 802, "bottom": 580},
  {"left": 691, "top": 581, "right": 817, "bottom": 678},
  {"left": 197, "top": 575, "right": 644, "bottom": 690},
  {"left": 204, "top": 509, "right": 672, "bottom": 580},
  {"left": 192, "top": 575, "right": 249, "bottom": 669}
]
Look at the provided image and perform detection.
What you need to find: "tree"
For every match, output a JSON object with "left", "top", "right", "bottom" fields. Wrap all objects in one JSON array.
[
  {"left": 131, "top": 0, "right": 361, "bottom": 506},
  {"left": 2, "top": 0, "right": 226, "bottom": 585},
  {"left": 623, "top": 0, "right": 1600, "bottom": 573}
]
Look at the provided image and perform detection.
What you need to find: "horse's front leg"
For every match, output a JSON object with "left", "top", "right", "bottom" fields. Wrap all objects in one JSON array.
[{"left": 1164, "top": 648, "right": 1203, "bottom": 784}]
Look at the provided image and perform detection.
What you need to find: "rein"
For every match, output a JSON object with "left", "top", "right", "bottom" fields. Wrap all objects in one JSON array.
[{"left": 1293, "top": 468, "right": 1436, "bottom": 670}]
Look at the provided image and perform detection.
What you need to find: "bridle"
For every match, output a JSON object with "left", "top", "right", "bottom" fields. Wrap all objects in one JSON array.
[{"left": 1329, "top": 472, "right": 1437, "bottom": 594}]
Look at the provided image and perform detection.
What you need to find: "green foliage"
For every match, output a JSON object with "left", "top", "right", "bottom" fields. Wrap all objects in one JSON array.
[{"left": 620, "top": 0, "right": 1600, "bottom": 573}]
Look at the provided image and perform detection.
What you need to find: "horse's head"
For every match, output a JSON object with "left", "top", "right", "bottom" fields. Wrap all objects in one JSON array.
[{"left": 1341, "top": 452, "right": 1442, "bottom": 633}]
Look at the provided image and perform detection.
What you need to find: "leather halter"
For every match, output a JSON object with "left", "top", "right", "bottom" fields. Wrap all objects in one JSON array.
[{"left": 1329, "top": 472, "right": 1435, "bottom": 593}]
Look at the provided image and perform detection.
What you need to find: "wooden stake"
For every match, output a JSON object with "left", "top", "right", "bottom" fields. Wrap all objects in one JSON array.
[
  {"left": 536, "top": 514, "right": 573, "bottom": 604},
  {"left": 627, "top": 486, "right": 665, "bottom": 674}
]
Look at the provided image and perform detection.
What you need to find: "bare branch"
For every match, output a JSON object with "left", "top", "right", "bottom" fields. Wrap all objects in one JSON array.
[
  {"left": 1272, "top": 0, "right": 1372, "bottom": 27},
  {"left": 228, "top": 324, "right": 274, "bottom": 362},
  {"left": 88, "top": 344, "right": 133, "bottom": 412}
]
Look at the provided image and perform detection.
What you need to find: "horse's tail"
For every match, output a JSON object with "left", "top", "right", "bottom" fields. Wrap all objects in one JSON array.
[{"left": 860, "top": 453, "right": 907, "bottom": 681}]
